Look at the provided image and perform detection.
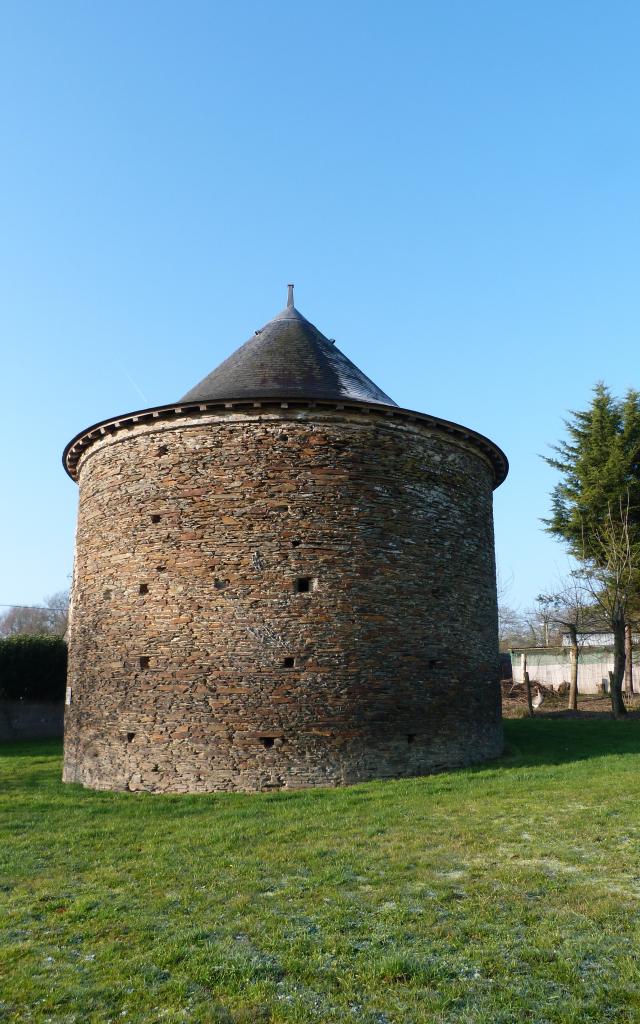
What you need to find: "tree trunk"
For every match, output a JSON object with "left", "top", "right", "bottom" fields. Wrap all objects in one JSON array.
[
  {"left": 624, "top": 622, "right": 634, "bottom": 693},
  {"left": 567, "top": 624, "right": 579, "bottom": 711},
  {"left": 610, "top": 616, "right": 628, "bottom": 718},
  {"left": 523, "top": 652, "right": 534, "bottom": 716}
]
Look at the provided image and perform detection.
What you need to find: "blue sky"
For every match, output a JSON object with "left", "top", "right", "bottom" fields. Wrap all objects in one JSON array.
[{"left": 1, "top": 0, "right": 639, "bottom": 613}]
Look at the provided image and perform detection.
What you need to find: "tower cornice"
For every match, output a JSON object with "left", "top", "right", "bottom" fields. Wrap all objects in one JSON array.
[{"left": 62, "top": 397, "right": 508, "bottom": 487}]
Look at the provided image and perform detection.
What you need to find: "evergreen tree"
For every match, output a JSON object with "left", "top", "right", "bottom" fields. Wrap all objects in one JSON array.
[
  {"left": 544, "top": 383, "right": 640, "bottom": 559},
  {"left": 544, "top": 384, "right": 640, "bottom": 713}
]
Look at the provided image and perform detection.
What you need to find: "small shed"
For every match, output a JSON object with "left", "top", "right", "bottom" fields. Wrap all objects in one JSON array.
[{"left": 510, "top": 642, "right": 639, "bottom": 694}]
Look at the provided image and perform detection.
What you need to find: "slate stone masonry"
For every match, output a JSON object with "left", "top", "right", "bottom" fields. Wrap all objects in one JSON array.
[{"left": 63, "top": 404, "right": 503, "bottom": 792}]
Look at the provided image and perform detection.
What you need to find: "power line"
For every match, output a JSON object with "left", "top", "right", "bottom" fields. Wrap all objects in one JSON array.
[{"left": 0, "top": 604, "right": 51, "bottom": 611}]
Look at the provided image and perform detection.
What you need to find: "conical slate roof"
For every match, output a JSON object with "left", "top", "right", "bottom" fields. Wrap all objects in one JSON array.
[{"left": 180, "top": 286, "right": 397, "bottom": 407}]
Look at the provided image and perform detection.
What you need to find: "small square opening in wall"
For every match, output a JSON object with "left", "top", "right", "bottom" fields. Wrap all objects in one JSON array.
[
  {"left": 127, "top": 732, "right": 136, "bottom": 743},
  {"left": 259, "top": 736, "right": 275, "bottom": 748},
  {"left": 294, "top": 577, "right": 314, "bottom": 593},
  {"left": 283, "top": 657, "right": 295, "bottom": 668},
  {"left": 157, "top": 445, "right": 168, "bottom": 456},
  {"left": 407, "top": 734, "right": 416, "bottom": 745},
  {"left": 151, "top": 514, "right": 161, "bottom": 524},
  {"left": 139, "top": 583, "right": 149, "bottom": 595},
  {"left": 139, "top": 656, "right": 150, "bottom": 670}
]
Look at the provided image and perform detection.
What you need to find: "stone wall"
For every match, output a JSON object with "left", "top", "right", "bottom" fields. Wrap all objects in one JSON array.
[
  {"left": 0, "top": 701, "right": 64, "bottom": 742},
  {"left": 63, "top": 406, "right": 502, "bottom": 792}
]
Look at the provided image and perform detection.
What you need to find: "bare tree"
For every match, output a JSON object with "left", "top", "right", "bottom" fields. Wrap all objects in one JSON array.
[
  {"left": 624, "top": 623, "right": 634, "bottom": 694},
  {"left": 0, "top": 590, "right": 69, "bottom": 638},
  {"left": 536, "top": 583, "right": 597, "bottom": 711},
  {"left": 497, "top": 568, "right": 525, "bottom": 650},
  {"left": 521, "top": 649, "right": 534, "bottom": 716},
  {"left": 43, "top": 591, "right": 70, "bottom": 635},
  {"left": 518, "top": 601, "right": 564, "bottom": 648},
  {"left": 576, "top": 498, "right": 638, "bottom": 718},
  {"left": 533, "top": 594, "right": 561, "bottom": 648},
  {"left": 498, "top": 604, "right": 526, "bottom": 650}
]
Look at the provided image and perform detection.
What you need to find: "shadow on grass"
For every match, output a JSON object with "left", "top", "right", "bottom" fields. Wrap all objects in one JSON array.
[
  {"left": 0, "top": 739, "right": 62, "bottom": 758},
  {"left": 500, "top": 716, "right": 640, "bottom": 770}
]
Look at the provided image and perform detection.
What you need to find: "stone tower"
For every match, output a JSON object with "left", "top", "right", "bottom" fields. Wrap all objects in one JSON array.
[{"left": 62, "top": 288, "right": 508, "bottom": 792}]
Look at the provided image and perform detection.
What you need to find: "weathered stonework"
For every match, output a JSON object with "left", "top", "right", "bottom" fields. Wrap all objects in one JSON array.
[{"left": 63, "top": 403, "right": 504, "bottom": 792}]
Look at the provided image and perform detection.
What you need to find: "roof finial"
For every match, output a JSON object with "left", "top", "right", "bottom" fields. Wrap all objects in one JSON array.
[{"left": 287, "top": 283, "right": 294, "bottom": 308}]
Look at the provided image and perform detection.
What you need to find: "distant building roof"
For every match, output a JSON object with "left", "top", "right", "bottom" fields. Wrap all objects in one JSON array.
[
  {"left": 562, "top": 630, "right": 615, "bottom": 647},
  {"left": 180, "top": 285, "right": 397, "bottom": 407}
]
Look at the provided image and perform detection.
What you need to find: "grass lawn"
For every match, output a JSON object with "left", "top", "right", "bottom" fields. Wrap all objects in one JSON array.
[{"left": 1, "top": 720, "right": 640, "bottom": 1024}]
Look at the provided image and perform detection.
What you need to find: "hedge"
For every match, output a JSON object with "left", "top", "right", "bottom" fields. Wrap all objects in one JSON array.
[{"left": 0, "top": 635, "right": 67, "bottom": 702}]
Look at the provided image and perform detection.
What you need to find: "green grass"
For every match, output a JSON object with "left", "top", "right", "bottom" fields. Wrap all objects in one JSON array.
[{"left": 1, "top": 720, "right": 640, "bottom": 1024}]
